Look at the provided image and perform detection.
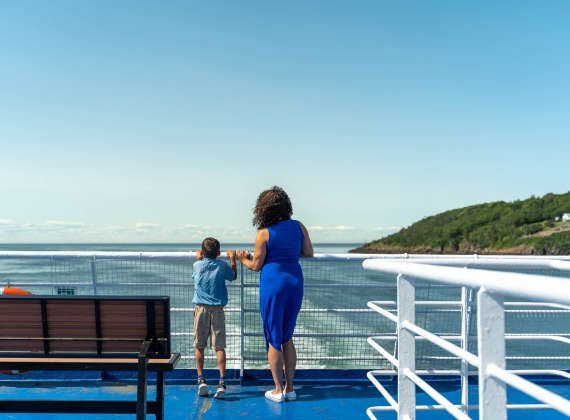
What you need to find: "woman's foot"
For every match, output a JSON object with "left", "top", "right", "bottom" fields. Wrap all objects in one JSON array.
[
  {"left": 283, "top": 390, "right": 296, "bottom": 401},
  {"left": 265, "top": 390, "right": 285, "bottom": 402}
]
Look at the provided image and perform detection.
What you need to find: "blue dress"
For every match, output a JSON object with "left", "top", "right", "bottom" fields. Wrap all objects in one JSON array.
[{"left": 260, "top": 219, "right": 305, "bottom": 352}]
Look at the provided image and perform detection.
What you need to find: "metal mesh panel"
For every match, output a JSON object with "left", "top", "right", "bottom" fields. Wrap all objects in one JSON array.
[{"left": 1, "top": 256, "right": 570, "bottom": 371}]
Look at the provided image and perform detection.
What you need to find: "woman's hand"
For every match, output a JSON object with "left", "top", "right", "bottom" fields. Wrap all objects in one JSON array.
[
  {"left": 236, "top": 250, "right": 251, "bottom": 261},
  {"left": 239, "top": 230, "right": 268, "bottom": 272}
]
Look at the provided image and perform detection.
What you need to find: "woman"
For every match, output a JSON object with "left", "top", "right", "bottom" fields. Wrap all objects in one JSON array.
[{"left": 237, "top": 186, "right": 313, "bottom": 403}]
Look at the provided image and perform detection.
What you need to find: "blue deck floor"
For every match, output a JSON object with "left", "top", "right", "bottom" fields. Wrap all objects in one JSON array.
[{"left": 1, "top": 378, "right": 569, "bottom": 419}]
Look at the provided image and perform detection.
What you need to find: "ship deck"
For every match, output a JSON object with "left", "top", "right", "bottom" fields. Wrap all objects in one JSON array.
[{"left": 1, "top": 375, "right": 569, "bottom": 419}]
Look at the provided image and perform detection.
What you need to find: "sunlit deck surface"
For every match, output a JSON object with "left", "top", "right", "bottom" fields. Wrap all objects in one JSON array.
[{"left": 1, "top": 375, "right": 569, "bottom": 419}]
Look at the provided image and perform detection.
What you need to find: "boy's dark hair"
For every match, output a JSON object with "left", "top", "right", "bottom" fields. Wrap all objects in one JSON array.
[
  {"left": 202, "top": 237, "right": 221, "bottom": 258},
  {"left": 252, "top": 186, "right": 293, "bottom": 230}
]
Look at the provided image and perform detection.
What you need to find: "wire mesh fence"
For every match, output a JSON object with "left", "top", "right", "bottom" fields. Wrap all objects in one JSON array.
[{"left": 1, "top": 254, "right": 569, "bottom": 371}]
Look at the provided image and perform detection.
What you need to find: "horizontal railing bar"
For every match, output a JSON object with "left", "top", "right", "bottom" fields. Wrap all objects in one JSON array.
[
  {"left": 371, "top": 334, "right": 570, "bottom": 342},
  {"left": 366, "top": 338, "right": 399, "bottom": 367},
  {"left": 366, "top": 372, "right": 398, "bottom": 409},
  {"left": 242, "top": 308, "right": 376, "bottom": 313},
  {"left": 181, "top": 356, "right": 241, "bottom": 360},
  {"left": 401, "top": 321, "right": 480, "bottom": 367},
  {"left": 414, "top": 356, "right": 570, "bottom": 360},
  {"left": 487, "top": 364, "right": 570, "bottom": 416},
  {"left": 244, "top": 356, "right": 386, "bottom": 360},
  {"left": 370, "top": 300, "right": 570, "bottom": 310},
  {"left": 404, "top": 368, "right": 470, "bottom": 420},
  {"left": 244, "top": 333, "right": 380, "bottom": 338},
  {"left": 367, "top": 404, "right": 553, "bottom": 412},
  {"left": 368, "top": 369, "right": 570, "bottom": 379},
  {"left": 3, "top": 251, "right": 568, "bottom": 261},
  {"left": 363, "top": 261, "right": 570, "bottom": 306},
  {"left": 367, "top": 302, "right": 398, "bottom": 322}
]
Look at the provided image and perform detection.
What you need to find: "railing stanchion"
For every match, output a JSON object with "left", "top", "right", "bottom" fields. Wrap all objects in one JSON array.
[
  {"left": 460, "top": 286, "right": 469, "bottom": 414},
  {"left": 239, "top": 262, "right": 245, "bottom": 383},
  {"left": 478, "top": 287, "right": 506, "bottom": 420},
  {"left": 91, "top": 256, "right": 98, "bottom": 295},
  {"left": 397, "top": 273, "right": 415, "bottom": 420}
]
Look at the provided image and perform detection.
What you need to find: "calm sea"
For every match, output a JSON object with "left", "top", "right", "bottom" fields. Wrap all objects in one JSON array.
[{"left": 0, "top": 243, "right": 360, "bottom": 254}]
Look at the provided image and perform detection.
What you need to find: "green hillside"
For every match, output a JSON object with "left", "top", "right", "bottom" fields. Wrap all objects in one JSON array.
[{"left": 351, "top": 191, "right": 570, "bottom": 255}]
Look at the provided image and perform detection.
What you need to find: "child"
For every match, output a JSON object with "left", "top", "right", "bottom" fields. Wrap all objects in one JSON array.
[{"left": 192, "top": 237, "right": 237, "bottom": 399}]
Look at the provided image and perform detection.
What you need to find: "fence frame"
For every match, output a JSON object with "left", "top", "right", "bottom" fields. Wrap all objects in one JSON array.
[{"left": 363, "top": 260, "right": 570, "bottom": 420}]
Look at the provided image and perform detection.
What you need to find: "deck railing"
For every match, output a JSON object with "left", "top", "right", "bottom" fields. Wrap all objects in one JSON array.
[
  {"left": 1, "top": 251, "right": 570, "bottom": 384},
  {"left": 363, "top": 259, "right": 570, "bottom": 420}
]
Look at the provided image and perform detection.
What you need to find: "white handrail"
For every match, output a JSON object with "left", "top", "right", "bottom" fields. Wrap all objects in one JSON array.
[
  {"left": 403, "top": 368, "right": 470, "bottom": 420},
  {"left": 362, "top": 260, "right": 570, "bottom": 306},
  {"left": 486, "top": 365, "right": 570, "bottom": 416},
  {"left": 363, "top": 260, "right": 570, "bottom": 420},
  {"left": 1, "top": 251, "right": 570, "bottom": 264}
]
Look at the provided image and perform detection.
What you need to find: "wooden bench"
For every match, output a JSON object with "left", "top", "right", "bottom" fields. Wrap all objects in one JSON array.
[{"left": 0, "top": 295, "right": 181, "bottom": 420}]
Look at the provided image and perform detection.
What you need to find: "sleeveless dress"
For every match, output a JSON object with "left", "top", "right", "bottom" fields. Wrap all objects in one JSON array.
[{"left": 260, "top": 219, "right": 305, "bottom": 352}]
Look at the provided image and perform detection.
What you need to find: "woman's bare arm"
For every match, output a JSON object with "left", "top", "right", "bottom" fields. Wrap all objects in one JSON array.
[
  {"left": 298, "top": 221, "right": 314, "bottom": 258},
  {"left": 237, "top": 229, "right": 268, "bottom": 272}
]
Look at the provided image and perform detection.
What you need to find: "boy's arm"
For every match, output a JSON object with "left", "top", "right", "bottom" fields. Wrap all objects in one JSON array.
[{"left": 226, "top": 250, "right": 238, "bottom": 280}]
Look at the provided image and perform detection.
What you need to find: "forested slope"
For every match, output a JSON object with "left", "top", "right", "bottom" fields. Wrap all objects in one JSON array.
[{"left": 351, "top": 191, "right": 570, "bottom": 255}]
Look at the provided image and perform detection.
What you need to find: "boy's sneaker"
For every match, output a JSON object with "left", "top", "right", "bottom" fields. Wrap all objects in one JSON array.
[
  {"left": 214, "top": 383, "right": 226, "bottom": 399},
  {"left": 198, "top": 378, "right": 208, "bottom": 396}
]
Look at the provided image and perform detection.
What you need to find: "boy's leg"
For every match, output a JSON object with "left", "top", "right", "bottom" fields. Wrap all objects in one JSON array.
[
  {"left": 196, "top": 348, "right": 205, "bottom": 377},
  {"left": 216, "top": 349, "right": 226, "bottom": 378},
  {"left": 194, "top": 305, "right": 211, "bottom": 396},
  {"left": 210, "top": 307, "right": 227, "bottom": 376},
  {"left": 211, "top": 306, "right": 227, "bottom": 399}
]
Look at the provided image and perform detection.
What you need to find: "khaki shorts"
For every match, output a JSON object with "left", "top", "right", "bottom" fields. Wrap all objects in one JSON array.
[{"left": 193, "top": 304, "right": 226, "bottom": 350}]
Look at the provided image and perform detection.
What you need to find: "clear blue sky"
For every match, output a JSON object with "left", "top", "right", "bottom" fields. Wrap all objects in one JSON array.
[{"left": 1, "top": 1, "right": 569, "bottom": 243}]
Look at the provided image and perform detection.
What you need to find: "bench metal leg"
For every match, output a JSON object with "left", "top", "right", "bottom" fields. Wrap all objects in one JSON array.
[
  {"left": 156, "top": 371, "right": 165, "bottom": 420},
  {"left": 137, "top": 341, "right": 151, "bottom": 420}
]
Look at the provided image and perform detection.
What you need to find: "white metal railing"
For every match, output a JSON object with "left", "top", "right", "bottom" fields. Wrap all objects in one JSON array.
[
  {"left": 363, "top": 260, "right": 570, "bottom": 420},
  {"left": 0, "top": 251, "right": 420, "bottom": 373},
  {"left": 2, "top": 252, "right": 570, "bottom": 378}
]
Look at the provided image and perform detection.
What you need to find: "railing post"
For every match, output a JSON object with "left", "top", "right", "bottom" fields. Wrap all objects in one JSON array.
[
  {"left": 477, "top": 287, "right": 506, "bottom": 420},
  {"left": 91, "top": 256, "right": 98, "bottom": 295},
  {"left": 397, "top": 273, "right": 415, "bottom": 420},
  {"left": 240, "top": 262, "right": 245, "bottom": 383},
  {"left": 460, "top": 286, "right": 469, "bottom": 414}
]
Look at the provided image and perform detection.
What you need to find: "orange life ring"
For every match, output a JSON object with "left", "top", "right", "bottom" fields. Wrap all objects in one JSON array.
[
  {"left": 1, "top": 287, "right": 32, "bottom": 295},
  {"left": 0, "top": 286, "right": 32, "bottom": 374}
]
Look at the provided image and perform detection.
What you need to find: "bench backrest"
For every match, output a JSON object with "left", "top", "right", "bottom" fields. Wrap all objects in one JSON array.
[{"left": 0, "top": 296, "right": 171, "bottom": 358}]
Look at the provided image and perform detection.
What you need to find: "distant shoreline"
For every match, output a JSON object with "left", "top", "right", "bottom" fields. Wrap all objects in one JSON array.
[{"left": 349, "top": 244, "right": 568, "bottom": 255}]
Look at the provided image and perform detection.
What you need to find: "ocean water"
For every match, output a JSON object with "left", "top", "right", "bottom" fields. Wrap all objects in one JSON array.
[{"left": 0, "top": 243, "right": 361, "bottom": 254}]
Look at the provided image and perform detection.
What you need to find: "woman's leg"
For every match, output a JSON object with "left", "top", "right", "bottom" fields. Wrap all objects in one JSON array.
[
  {"left": 267, "top": 343, "right": 284, "bottom": 394},
  {"left": 282, "top": 338, "right": 296, "bottom": 393}
]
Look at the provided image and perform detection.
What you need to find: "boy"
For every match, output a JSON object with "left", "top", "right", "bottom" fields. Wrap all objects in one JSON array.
[{"left": 192, "top": 237, "right": 237, "bottom": 399}]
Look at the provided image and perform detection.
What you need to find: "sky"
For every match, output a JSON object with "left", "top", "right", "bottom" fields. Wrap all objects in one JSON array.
[{"left": 1, "top": 1, "right": 569, "bottom": 244}]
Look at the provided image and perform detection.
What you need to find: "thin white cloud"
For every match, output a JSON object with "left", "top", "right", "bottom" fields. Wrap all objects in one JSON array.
[
  {"left": 0, "top": 219, "right": 15, "bottom": 224},
  {"left": 135, "top": 223, "right": 160, "bottom": 229},
  {"left": 308, "top": 225, "right": 328, "bottom": 231},
  {"left": 373, "top": 226, "right": 400, "bottom": 231},
  {"left": 0, "top": 220, "right": 393, "bottom": 243},
  {"left": 335, "top": 225, "right": 355, "bottom": 231},
  {"left": 44, "top": 221, "right": 86, "bottom": 228}
]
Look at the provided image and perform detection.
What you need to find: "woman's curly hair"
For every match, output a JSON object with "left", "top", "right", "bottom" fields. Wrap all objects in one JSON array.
[{"left": 252, "top": 186, "right": 293, "bottom": 230}]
